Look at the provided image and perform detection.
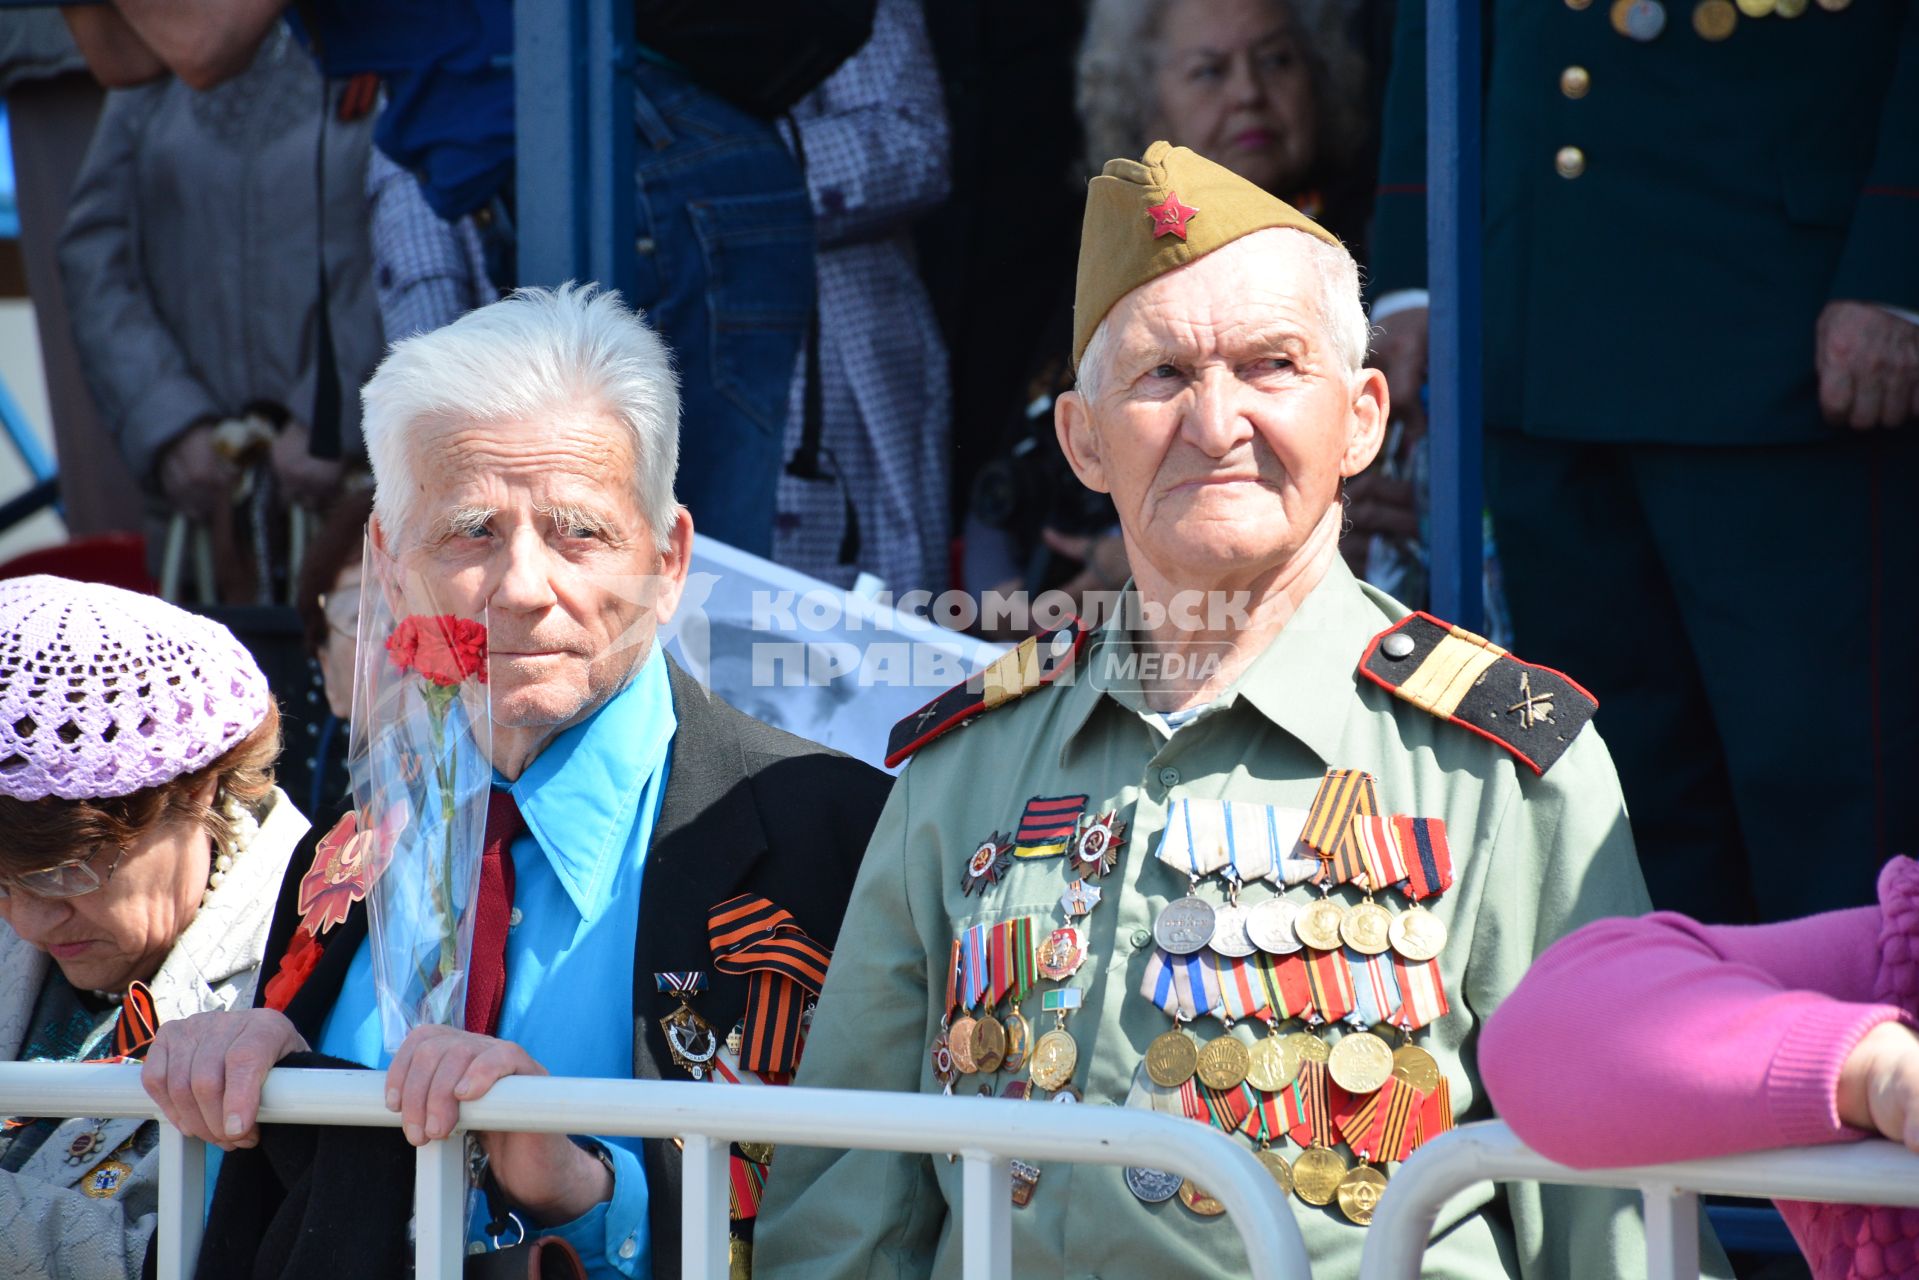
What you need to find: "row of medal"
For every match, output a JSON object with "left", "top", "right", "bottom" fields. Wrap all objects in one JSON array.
[{"left": 1136, "top": 771, "right": 1459, "bottom": 1225}]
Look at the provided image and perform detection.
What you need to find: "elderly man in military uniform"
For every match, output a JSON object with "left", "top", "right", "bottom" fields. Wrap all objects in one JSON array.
[{"left": 757, "top": 143, "right": 1719, "bottom": 1278}]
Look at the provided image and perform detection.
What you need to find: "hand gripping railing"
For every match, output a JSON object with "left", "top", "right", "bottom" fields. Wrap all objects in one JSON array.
[
  {"left": 1359, "top": 1120, "right": 1919, "bottom": 1280},
  {"left": 0, "top": 1061, "right": 1310, "bottom": 1280}
]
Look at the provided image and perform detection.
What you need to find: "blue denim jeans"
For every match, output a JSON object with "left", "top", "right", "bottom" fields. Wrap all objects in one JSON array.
[{"left": 629, "top": 62, "right": 814, "bottom": 556}]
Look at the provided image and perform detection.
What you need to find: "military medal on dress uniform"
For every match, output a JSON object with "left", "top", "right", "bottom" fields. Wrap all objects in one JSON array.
[
  {"left": 1125, "top": 1164, "right": 1183, "bottom": 1204},
  {"left": 960, "top": 831, "right": 1012, "bottom": 896},
  {"left": 1028, "top": 988, "right": 1083, "bottom": 1091},
  {"left": 1388, "top": 906, "right": 1447, "bottom": 962},
  {"left": 657, "top": 973, "right": 720, "bottom": 1079},
  {"left": 1293, "top": 895, "right": 1347, "bottom": 951},
  {"left": 1036, "top": 926, "right": 1086, "bottom": 981},
  {"left": 82, "top": 1157, "right": 134, "bottom": 1200},
  {"left": 994, "top": 919, "right": 1039, "bottom": 1074},
  {"left": 1059, "top": 878, "right": 1102, "bottom": 918},
  {"left": 1074, "top": 809, "right": 1127, "bottom": 878}
]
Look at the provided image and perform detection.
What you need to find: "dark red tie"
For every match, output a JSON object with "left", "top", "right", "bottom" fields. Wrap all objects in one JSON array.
[{"left": 464, "top": 789, "right": 522, "bottom": 1035}]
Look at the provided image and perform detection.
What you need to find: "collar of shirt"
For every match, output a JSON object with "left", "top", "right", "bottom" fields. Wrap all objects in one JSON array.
[
  {"left": 1058, "top": 557, "right": 1394, "bottom": 767},
  {"left": 504, "top": 646, "right": 677, "bottom": 922}
]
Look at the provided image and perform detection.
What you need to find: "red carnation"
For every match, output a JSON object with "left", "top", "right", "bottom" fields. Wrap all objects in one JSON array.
[
  {"left": 262, "top": 929, "right": 324, "bottom": 1012},
  {"left": 386, "top": 614, "right": 488, "bottom": 687}
]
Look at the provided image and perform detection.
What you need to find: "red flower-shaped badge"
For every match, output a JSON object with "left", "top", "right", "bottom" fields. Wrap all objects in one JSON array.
[
  {"left": 296, "top": 801, "right": 409, "bottom": 936},
  {"left": 386, "top": 615, "right": 488, "bottom": 687}
]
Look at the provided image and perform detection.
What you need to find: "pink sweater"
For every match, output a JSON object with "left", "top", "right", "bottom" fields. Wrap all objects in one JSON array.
[{"left": 1482, "top": 856, "right": 1919, "bottom": 1280}]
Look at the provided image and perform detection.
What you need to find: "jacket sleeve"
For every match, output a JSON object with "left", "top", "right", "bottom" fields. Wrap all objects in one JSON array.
[
  {"left": 1482, "top": 899, "right": 1905, "bottom": 1169},
  {"left": 56, "top": 81, "right": 222, "bottom": 484},
  {"left": 753, "top": 765, "right": 943, "bottom": 1280},
  {"left": 0, "top": 1152, "right": 157, "bottom": 1280},
  {"left": 1830, "top": 0, "right": 1919, "bottom": 310},
  {"left": 787, "top": 0, "right": 951, "bottom": 250},
  {"left": 1461, "top": 729, "right": 1731, "bottom": 1280}
]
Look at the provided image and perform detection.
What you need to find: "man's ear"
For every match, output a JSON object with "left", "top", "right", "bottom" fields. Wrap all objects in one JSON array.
[
  {"left": 649, "top": 505, "right": 695, "bottom": 627},
  {"left": 1055, "top": 389, "right": 1111, "bottom": 494},
  {"left": 368, "top": 512, "right": 390, "bottom": 555},
  {"left": 1337, "top": 367, "right": 1390, "bottom": 479}
]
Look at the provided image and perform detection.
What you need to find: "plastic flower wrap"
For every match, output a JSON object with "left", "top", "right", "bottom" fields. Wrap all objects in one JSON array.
[{"left": 348, "top": 538, "right": 493, "bottom": 1049}]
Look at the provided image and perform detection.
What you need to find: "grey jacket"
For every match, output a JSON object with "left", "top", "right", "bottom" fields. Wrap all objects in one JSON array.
[
  {"left": 0, "top": 790, "right": 307, "bottom": 1279},
  {"left": 57, "top": 29, "right": 382, "bottom": 483}
]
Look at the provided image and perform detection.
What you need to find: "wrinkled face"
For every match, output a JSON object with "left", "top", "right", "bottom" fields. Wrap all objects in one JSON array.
[
  {"left": 1149, "top": 0, "right": 1319, "bottom": 196},
  {"left": 1057, "top": 232, "right": 1383, "bottom": 586},
  {"left": 0, "top": 792, "right": 215, "bottom": 992},
  {"left": 384, "top": 409, "right": 688, "bottom": 742}
]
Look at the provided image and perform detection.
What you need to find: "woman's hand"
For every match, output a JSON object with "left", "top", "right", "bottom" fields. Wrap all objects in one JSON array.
[
  {"left": 386, "top": 1024, "right": 613, "bottom": 1225},
  {"left": 1836, "top": 1020, "right": 1919, "bottom": 1151},
  {"left": 141, "top": 1009, "right": 309, "bottom": 1149}
]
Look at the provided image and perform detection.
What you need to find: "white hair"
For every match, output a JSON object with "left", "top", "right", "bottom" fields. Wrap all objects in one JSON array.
[
  {"left": 1076, "top": 227, "right": 1371, "bottom": 399},
  {"left": 361, "top": 282, "right": 681, "bottom": 550}
]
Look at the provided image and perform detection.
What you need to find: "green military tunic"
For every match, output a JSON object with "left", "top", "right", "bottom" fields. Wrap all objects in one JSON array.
[{"left": 757, "top": 559, "right": 1714, "bottom": 1279}]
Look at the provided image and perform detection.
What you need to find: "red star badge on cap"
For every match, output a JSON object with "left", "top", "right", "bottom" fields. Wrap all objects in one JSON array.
[{"left": 1147, "top": 190, "right": 1198, "bottom": 240}]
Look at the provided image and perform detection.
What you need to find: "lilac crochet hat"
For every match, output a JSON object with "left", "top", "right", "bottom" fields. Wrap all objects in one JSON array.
[{"left": 0, "top": 576, "right": 272, "bottom": 802}]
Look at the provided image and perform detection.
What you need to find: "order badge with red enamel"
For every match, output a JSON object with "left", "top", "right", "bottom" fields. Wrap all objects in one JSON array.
[
  {"left": 1075, "top": 810, "right": 1127, "bottom": 877},
  {"left": 1147, "top": 190, "right": 1198, "bottom": 240},
  {"left": 1037, "top": 926, "right": 1086, "bottom": 981},
  {"left": 961, "top": 831, "right": 1013, "bottom": 896}
]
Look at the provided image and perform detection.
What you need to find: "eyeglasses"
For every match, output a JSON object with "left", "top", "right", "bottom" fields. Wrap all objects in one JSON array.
[
  {"left": 319, "top": 587, "right": 362, "bottom": 642},
  {"left": 0, "top": 846, "right": 129, "bottom": 900}
]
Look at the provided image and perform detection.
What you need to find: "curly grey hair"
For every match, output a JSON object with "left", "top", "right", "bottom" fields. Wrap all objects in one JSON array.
[{"left": 1076, "top": 0, "right": 1371, "bottom": 184}]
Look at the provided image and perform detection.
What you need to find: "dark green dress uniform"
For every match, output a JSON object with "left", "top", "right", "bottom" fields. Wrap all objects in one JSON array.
[
  {"left": 755, "top": 562, "right": 1726, "bottom": 1279},
  {"left": 1371, "top": 0, "right": 1919, "bottom": 922}
]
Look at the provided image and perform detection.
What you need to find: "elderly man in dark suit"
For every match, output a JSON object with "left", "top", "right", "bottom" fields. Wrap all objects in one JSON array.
[{"left": 140, "top": 284, "right": 890, "bottom": 1279}]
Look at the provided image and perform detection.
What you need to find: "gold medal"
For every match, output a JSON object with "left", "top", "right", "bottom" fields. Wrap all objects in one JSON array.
[
  {"left": 1291, "top": 1146, "right": 1348, "bottom": 1206},
  {"left": 1693, "top": 0, "right": 1738, "bottom": 38},
  {"left": 1294, "top": 897, "right": 1346, "bottom": 950},
  {"left": 949, "top": 1015, "right": 980, "bottom": 1074},
  {"left": 970, "top": 1014, "right": 1007, "bottom": 1074},
  {"left": 1177, "top": 1179, "right": 1226, "bottom": 1217},
  {"left": 736, "top": 1141, "right": 775, "bottom": 1164},
  {"left": 1337, "top": 1164, "right": 1390, "bottom": 1225},
  {"left": 1282, "top": 1030, "right": 1330, "bottom": 1075},
  {"left": 1388, "top": 905, "right": 1447, "bottom": 962},
  {"left": 1245, "top": 1034, "right": 1296, "bottom": 1093},
  {"left": 1257, "top": 1148, "right": 1293, "bottom": 1198},
  {"left": 1328, "top": 1030, "right": 1394, "bottom": 1094},
  {"left": 1340, "top": 900, "right": 1394, "bottom": 955},
  {"left": 1196, "top": 1034, "right": 1251, "bottom": 1090},
  {"left": 1029, "top": 1028, "right": 1079, "bottom": 1091},
  {"left": 1000, "top": 1011, "right": 1032, "bottom": 1074},
  {"left": 1391, "top": 1043, "right": 1442, "bottom": 1094},
  {"left": 1145, "top": 1027, "right": 1199, "bottom": 1088}
]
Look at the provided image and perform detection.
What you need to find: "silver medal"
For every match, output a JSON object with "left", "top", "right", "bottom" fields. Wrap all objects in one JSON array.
[
  {"left": 1125, "top": 1165, "right": 1184, "bottom": 1204},
  {"left": 1207, "top": 903, "right": 1258, "bottom": 957},
  {"left": 1244, "top": 897, "right": 1303, "bottom": 954},
  {"left": 1153, "top": 896, "right": 1216, "bottom": 956}
]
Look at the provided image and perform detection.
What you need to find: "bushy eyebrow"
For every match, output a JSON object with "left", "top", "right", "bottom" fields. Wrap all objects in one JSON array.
[
  {"left": 535, "top": 501, "right": 620, "bottom": 538},
  {"left": 443, "top": 504, "right": 496, "bottom": 536},
  {"left": 1120, "top": 324, "right": 1313, "bottom": 371}
]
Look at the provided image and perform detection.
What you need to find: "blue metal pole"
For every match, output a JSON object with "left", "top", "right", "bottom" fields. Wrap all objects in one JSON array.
[
  {"left": 1425, "top": 0, "right": 1484, "bottom": 633},
  {"left": 514, "top": 0, "right": 635, "bottom": 302}
]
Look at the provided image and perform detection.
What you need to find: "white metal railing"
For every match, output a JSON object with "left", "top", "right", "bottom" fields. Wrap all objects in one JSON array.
[
  {"left": 1360, "top": 1120, "right": 1919, "bottom": 1280},
  {"left": 0, "top": 1062, "right": 1308, "bottom": 1280}
]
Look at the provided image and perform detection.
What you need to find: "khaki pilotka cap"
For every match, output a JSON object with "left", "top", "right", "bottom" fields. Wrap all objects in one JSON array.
[{"left": 1071, "top": 140, "right": 1343, "bottom": 370}]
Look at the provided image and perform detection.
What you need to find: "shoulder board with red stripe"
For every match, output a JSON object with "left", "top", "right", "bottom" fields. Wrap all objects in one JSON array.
[
  {"left": 1357, "top": 613, "right": 1597, "bottom": 776},
  {"left": 885, "top": 619, "right": 1087, "bottom": 768}
]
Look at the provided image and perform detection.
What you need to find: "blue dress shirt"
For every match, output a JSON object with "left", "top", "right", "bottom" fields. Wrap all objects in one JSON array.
[{"left": 315, "top": 648, "right": 677, "bottom": 1278}]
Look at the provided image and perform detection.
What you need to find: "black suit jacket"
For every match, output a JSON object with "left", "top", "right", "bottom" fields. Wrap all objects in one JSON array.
[{"left": 243, "top": 657, "right": 892, "bottom": 1279}]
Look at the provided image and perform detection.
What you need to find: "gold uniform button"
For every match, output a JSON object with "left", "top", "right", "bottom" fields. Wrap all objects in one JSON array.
[
  {"left": 1560, "top": 66, "right": 1592, "bottom": 98},
  {"left": 1555, "top": 146, "right": 1587, "bottom": 179}
]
